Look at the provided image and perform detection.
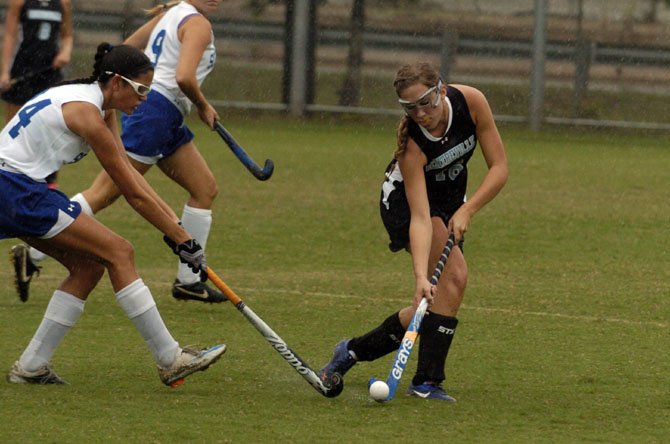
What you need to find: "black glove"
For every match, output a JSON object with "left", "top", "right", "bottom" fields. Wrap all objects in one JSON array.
[
  {"left": 163, "top": 234, "right": 178, "bottom": 253},
  {"left": 163, "top": 237, "right": 207, "bottom": 282},
  {"left": 162, "top": 221, "right": 182, "bottom": 253}
]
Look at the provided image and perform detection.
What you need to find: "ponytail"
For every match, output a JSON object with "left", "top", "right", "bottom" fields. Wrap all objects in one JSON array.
[
  {"left": 57, "top": 42, "right": 153, "bottom": 87},
  {"left": 145, "top": 1, "right": 181, "bottom": 16},
  {"left": 57, "top": 43, "right": 115, "bottom": 86},
  {"left": 393, "top": 115, "right": 410, "bottom": 159}
]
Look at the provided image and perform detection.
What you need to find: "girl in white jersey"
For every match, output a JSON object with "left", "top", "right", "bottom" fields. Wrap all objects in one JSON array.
[
  {"left": 0, "top": 43, "right": 226, "bottom": 386},
  {"left": 15, "top": 0, "right": 226, "bottom": 304}
]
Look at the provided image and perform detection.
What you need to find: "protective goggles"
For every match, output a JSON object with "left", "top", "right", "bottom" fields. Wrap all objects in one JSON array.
[
  {"left": 106, "top": 71, "right": 151, "bottom": 97},
  {"left": 398, "top": 81, "right": 442, "bottom": 112}
]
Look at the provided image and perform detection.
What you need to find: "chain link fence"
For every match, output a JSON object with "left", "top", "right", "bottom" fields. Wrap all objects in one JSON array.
[{"left": 2, "top": 0, "right": 669, "bottom": 129}]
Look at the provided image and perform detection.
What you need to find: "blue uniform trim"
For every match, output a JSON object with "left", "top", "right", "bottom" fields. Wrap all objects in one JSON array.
[
  {"left": 0, "top": 169, "right": 81, "bottom": 239},
  {"left": 120, "top": 90, "right": 194, "bottom": 161}
]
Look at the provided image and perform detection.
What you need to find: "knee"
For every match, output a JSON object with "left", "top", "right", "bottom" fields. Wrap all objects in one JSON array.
[
  {"left": 192, "top": 176, "right": 218, "bottom": 208},
  {"left": 205, "top": 180, "right": 219, "bottom": 204},
  {"left": 443, "top": 253, "right": 468, "bottom": 295},
  {"left": 107, "top": 238, "right": 136, "bottom": 267},
  {"left": 450, "top": 261, "right": 468, "bottom": 293}
]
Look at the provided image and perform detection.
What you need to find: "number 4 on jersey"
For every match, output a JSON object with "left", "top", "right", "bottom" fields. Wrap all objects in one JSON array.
[{"left": 9, "top": 99, "right": 52, "bottom": 139}]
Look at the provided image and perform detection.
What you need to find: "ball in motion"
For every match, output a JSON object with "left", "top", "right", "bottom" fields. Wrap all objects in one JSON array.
[{"left": 368, "top": 378, "right": 389, "bottom": 403}]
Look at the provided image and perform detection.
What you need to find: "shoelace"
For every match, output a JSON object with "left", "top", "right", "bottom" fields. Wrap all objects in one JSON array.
[{"left": 180, "top": 346, "right": 202, "bottom": 357}]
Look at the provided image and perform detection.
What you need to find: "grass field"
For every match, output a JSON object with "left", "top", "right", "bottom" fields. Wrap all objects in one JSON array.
[{"left": 0, "top": 115, "right": 668, "bottom": 443}]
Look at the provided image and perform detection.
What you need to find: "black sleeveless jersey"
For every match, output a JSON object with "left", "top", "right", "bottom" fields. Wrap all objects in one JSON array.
[
  {"left": 10, "top": 0, "right": 63, "bottom": 77},
  {"left": 407, "top": 86, "right": 477, "bottom": 212},
  {"left": 381, "top": 86, "right": 477, "bottom": 218}
]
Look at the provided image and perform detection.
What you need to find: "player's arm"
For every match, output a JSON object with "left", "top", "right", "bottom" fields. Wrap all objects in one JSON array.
[
  {"left": 398, "top": 138, "right": 434, "bottom": 308},
  {"left": 52, "top": 0, "right": 73, "bottom": 69},
  {"left": 63, "top": 102, "right": 189, "bottom": 244},
  {"left": 1, "top": 0, "right": 22, "bottom": 89},
  {"left": 175, "top": 15, "right": 219, "bottom": 128},
  {"left": 123, "top": 13, "right": 164, "bottom": 49},
  {"left": 449, "top": 84, "right": 508, "bottom": 240}
]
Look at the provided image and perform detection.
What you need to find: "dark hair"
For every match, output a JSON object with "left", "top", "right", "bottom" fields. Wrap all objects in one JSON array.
[
  {"left": 59, "top": 42, "right": 154, "bottom": 86},
  {"left": 392, "top": 62, "right": 440, "bottom": 159}
]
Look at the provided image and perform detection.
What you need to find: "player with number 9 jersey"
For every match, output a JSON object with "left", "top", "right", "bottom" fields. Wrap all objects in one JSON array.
[
  {"left": 30, "top": 0, "right": 230, "bottom": 304},
  {"left": 145, "top": 1, "right": 216, "bottom": 116}
]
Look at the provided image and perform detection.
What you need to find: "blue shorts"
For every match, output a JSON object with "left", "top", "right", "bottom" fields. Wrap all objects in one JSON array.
[
  {"left": 0, "top": 169, "right": 81, "bottom": 239},
  {"left": 120, "top": 90, "right": 194, "bottom": 163}
]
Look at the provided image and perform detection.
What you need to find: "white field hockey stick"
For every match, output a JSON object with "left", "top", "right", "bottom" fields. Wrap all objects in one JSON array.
[
  {"left": 207, "top": 267, "right": 343, "bottom": 398},
  {"left": 382, "top": 234, "right": 456, "bottom": 401}
]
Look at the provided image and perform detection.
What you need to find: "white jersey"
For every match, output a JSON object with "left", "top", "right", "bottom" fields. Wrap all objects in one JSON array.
[
  {"left": 0, "top": 83, "right": 104, "bottom": 181},
  {"left": 145, "top": 1, "right": 216, "bottom": 115}
]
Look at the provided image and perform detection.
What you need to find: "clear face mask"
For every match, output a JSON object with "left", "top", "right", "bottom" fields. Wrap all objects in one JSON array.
[
  {"left": 105, "top": 71, "right": 151, "bottom": 97},
  {"left": 398, "top": 80, "right": 442, "bottom": 112}
]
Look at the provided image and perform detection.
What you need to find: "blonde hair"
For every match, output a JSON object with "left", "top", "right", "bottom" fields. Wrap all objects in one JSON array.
[
  {"left": 145, "top": 1, "right": 181, "bottom": 16},
  {"left": 392, "top": 62, "right": 440, "bottom": 159}
]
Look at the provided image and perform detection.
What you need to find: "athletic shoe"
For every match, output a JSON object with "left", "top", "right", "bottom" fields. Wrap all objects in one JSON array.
[
  {"left": 407, "top": 382, "right": 456, "bottom": 402},
  {"left": 7, "top": 361, "right": 67, "bottom": 385},
  {"left": 320, "top": 339, "right": 356, "bottom": 384},
  {"left": 10, "top": 244, "right": 41, "bottom": 302},
  {"left": 171, "top": 280, "right": 227, "bottom": 303},
  {"left": 158, "top": 344, "right": 227, "bottom": 387}
]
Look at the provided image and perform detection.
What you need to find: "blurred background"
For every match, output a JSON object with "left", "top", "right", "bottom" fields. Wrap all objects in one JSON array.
[{"left": 2, "top": 0, "right": 670, "bottom": 130}]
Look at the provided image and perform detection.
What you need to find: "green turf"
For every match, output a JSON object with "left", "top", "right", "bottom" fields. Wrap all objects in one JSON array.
[{"left": 0, "top": 116, "right": 668, "bottom": 443}]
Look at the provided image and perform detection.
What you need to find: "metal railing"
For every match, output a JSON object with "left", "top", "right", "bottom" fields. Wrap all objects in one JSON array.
[{"left": 65, "top": 11, "right": 670, "bottom": 68}]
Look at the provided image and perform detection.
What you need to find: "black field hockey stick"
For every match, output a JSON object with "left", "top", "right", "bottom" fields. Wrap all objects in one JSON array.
[
  {"left": 9, "top": 67, "right": 53, "bottom": 86},
  {"left": 214, "top": 121, "right": 274, "bottom": 181},
  {"left": 207, "top": 267, "right": 344, "bottom": 398},
  {"left": 378, "top": 234, "right": 456, "bottom": 401}
]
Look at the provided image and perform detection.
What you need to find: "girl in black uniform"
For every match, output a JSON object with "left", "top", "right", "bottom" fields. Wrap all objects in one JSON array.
[
  {"left": 321, "top": 61, "right": 508, "bottom": 401},
  {"left": 0, "top": 0, "right": 73, "bottom": 187}
]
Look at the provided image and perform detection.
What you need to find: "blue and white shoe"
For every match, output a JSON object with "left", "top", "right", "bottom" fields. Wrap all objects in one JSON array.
[
  {"left": 320, "top": 339, "right": 356, "bottom": 384},
  {"left": 407, "top": 382, "right": 456, "bottom": 402}
]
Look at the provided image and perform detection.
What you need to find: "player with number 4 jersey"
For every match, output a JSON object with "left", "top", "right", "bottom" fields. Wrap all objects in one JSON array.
[
  {"left": 1, "top": 43, "right": 225, "bottom": 386},
  {"left": 13, "top": 1, "right": 227, "bottom": 304}
]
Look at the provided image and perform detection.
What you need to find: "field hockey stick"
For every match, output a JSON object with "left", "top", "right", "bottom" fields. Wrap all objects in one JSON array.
[
  {"left": 206, "top": 267, "right": 344, "bottom": 398},
  {"left": 214, "top": 121, "right": 274, "bottom": 181},
  {"left": 9, "top": 67, "right": 53, "bottom": 86},
  {"left": 380, "top": 234, "right": 456, "bottom": 401}
]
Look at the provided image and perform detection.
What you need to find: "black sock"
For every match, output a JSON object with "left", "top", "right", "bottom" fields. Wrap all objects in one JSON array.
[
  {"left": 349, "top": 312, "right": 405, "bottom": 362},
  {"left": 411, "top": 312, "right": 458, "bottom": 386}
]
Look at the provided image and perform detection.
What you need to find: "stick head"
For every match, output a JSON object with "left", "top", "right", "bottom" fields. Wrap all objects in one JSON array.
[
  {"left": 255, "top": 159, "right": 274, "bottom": 181},
  {"left": 322, "top": 372, "right": 344, "bottom": 398}
]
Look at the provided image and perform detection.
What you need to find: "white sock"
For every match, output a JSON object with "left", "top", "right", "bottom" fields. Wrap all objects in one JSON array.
[
  {"left": 28, "top": 193, "right": 94, "bottom": 264},
  {"left": 177, "top": 205, "right": 212, "bottom": 285},
  {"left": 71, "top": 192, "right": 94, "bottom": 216},
  {"left": 18, "top": 290, "right": 85, "bottom": 372},
  {"left": 116, "top": 279, "right": 179, "bottom": 368}
]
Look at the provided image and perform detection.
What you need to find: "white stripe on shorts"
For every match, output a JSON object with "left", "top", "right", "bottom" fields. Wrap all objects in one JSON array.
[{"left": 41, "top": 208, "right": 77, "bottom": 239}]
